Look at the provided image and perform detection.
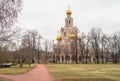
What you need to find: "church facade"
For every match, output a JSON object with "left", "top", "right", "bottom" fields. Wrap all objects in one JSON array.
[{"left": 53, "top": 8, "right": 82, "bottom": 63}]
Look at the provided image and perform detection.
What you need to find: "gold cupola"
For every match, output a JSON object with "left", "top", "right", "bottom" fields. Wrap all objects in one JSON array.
[
  {"left": 56, "top": 35, "right": 61, "bottom": 41},
  {"left": 69, "top": 34, "right": 75, "bottom": 39},
  {"left": 77, "top": 35, "right": 82, "bottom": 40},
  {"left": 56, "top": 31, "right": 61, "bottom": 41},
  {"left": 66, "top": 9, "right": 72, "bottom": 15}
]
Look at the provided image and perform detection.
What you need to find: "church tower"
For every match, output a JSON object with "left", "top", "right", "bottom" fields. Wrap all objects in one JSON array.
[
  {"left": 55, "top": 7, "right": 81, "bottom": 64},
  {"left": 60, "top": 7, "right": 78, "bottom": 44},
  {"left": 65, "top": 8, "right": 73, "bottom": 27}
]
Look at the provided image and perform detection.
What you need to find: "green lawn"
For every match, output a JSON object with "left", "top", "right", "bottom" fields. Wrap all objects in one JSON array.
[
  {"left": 46, "top": 64, "right": 120, "bottom": 81},
  {"left": 0, "top": 64, "right": 36, "bottom": 75}
]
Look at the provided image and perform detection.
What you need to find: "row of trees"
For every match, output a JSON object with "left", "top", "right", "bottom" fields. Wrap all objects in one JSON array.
[
  {"left": 13, "top": 30, "right": 43, "bottom": 67},
  {"left": 0, "top": 0, "right": 51, "bottom": 67},
  {"left": 79, "top": 28, "right": 120, "bottom": 64},
  {"left": 11, "top": 29, "right": 53, "bottom": 67}
]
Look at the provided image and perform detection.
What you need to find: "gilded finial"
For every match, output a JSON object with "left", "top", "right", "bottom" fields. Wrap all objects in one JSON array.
[
  {"left": 68, "top": 5, "right": 70, "bottom": 10},
  {"left": 56, "top": 30, "right": 61, "bottom": 41},
  {"left": 66, "top": 5, "right": 72, "bottom": 15},
  {"left": 58, "top": 30, "right": 59, "bottom": 35}
]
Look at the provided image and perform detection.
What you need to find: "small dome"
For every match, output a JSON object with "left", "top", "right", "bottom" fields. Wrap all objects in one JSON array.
[
  {"left": 66, "top": 9, "right": 72, "bottom": 15},
  {"left": 69, "top": 34, "right": 75, "bottom": 39},
  {"left": 77, "top": 35, "right": 82, "bottom": 40},
  {"left": 56, "top": 36, "right": 61, "bottom": 41}
]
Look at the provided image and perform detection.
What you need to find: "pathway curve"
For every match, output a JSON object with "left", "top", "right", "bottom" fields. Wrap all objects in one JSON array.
[{"left": 0, "top": 64, "right": 53, "bottom": 81}]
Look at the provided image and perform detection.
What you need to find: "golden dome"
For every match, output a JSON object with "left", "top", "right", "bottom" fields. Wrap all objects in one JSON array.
[
  {"left": 56, "top": 36, "right": 61, "bottom": 41},
  {"left": 66, "top": 9, "right": 72, "bottom": 15},
  {"left": 69, "top": 34, "right": 75, "bottom": 39},
  {"left": 77, "top": 35, "right": 82, "bottom": 40}
]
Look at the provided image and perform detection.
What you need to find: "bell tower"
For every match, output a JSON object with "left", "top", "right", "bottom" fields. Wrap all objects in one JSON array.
[{"left": 65, "top": 6, "right": 73, "bottom": 27}]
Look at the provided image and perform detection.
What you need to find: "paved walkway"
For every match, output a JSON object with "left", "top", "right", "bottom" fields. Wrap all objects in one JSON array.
[{"left": 0, "top": 64, "right": 53, "bottom": 81}]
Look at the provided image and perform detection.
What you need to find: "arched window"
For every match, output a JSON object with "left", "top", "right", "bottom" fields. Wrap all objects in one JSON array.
[
  {"left": 64, "top": 32, "right": 66, "bottom": 37},
  {"left": 69, "top": 20, "right": 70, "bottom": 24}
]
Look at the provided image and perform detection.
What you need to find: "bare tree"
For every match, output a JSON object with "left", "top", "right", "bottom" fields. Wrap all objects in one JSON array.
[
  {"left": 110, "top": 33, "right": 120, "bottom": 63},
  {"left": 37, "top": 35, "right": 42, "bottom": 63},
  {"left": 17, "top": 29, "right": 42, "bottom": 67},
  {"left": 0, "top": 0, "right": 22, "bottom": 43},
  {"left": 44, "top": 40, "right": 49, "bottom": 63},
  {"left": 85, "top": 33, "right": 90, "bottom": 64},
  {"left": 89, "top": 28, "right": 102, "bottom": 64},
  {"left": 0, "top": 46, "right": 10, "bottom": 63},
  {"left": 0, "top": 0, "right": 22, "bottom": 64},
  {"left": 80, "top": 32, "right": 86, "bottom": 63}
]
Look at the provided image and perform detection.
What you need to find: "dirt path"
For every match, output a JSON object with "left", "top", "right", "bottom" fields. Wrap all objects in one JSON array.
[{"left": 0, "top": 64, "right": 53, "bottom": 81}]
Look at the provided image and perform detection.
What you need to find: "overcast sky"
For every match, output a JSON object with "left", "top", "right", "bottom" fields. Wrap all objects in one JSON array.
[{"left": 18, "top": 0, "right": 120, "bottom": 41}]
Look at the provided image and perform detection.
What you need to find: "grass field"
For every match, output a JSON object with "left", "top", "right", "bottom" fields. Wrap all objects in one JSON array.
[
  {"left": 46, "top": 64, "right": 120, "bottom": 81},
  {"left": 0, "top": 64, "right": 36, "bottom": 75},
  {"left": 0, "top": 77, "right": 13, "bottom": 81}
]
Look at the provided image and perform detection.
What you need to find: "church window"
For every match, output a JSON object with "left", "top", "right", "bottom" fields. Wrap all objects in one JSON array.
[
  {"left": 64, "top": 32, "right": 66, "bottom": 37},
  {"left": 67, "top": 20, "right": 69, "bottom": 25},
  {"left": 69, "top": 20, "right": 70, "bottom": 24}
]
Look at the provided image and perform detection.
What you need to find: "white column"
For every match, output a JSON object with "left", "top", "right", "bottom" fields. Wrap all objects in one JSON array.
[{"left": 60, "top": 55, "right": 62, "bottom": 63}]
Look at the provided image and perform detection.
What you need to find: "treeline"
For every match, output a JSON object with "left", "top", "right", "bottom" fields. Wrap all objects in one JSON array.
[
  {"left": 79, "top": 28, "right": 120, "bottom": 64},
  {"left": 0, "top": 0, "right": 48, "bottom": 67}
]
